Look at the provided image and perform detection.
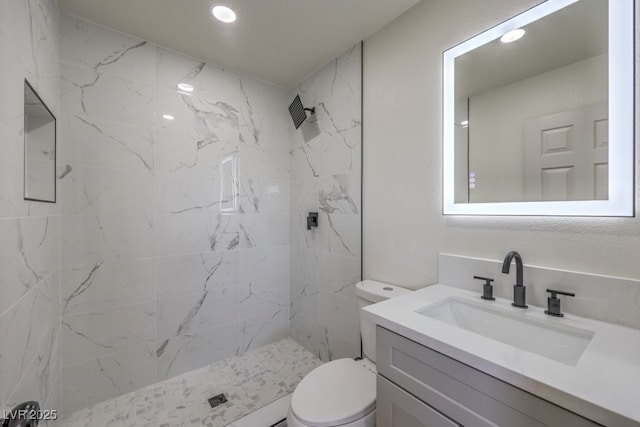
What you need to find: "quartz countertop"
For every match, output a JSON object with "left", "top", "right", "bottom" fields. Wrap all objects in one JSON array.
[{"left": 363, "top": 284, "right": 640, "bottom": 427}]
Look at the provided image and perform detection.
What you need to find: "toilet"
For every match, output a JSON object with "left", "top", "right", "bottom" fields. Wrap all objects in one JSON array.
[{"left": 287, "top": 280, "right": 411, "bottom": 427}]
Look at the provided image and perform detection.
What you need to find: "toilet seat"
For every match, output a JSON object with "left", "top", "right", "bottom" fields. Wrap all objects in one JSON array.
[{"left": 290, "top": 358, "right": 376, "bottom": 427}]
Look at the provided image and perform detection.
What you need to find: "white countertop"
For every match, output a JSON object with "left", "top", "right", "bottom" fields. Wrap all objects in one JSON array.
[{"left": 363, "top": 284, "right": 640, "bottom": 427}]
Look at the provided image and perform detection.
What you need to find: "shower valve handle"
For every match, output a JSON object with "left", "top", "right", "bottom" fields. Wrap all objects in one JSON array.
[{"left": 307, "top": 212, "right": 318, "bottom": 230}]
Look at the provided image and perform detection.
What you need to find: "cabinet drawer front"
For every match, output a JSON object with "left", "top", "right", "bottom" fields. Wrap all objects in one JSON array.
[
  {"left": 377, "top": 326, "right": 601, "bottom": 427},
  {"left": 377, "top": 375, "right": 460, "bottom": 427}
]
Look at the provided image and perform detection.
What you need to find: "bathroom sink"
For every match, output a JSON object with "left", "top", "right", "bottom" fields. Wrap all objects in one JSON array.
[{"left": 417, "top": 297, "right": 594, "bottom": 366}]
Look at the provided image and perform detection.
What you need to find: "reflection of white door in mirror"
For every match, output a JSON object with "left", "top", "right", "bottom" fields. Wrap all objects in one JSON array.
[{"left": 524, "top": 104, "right": 608, "bottom": 202}]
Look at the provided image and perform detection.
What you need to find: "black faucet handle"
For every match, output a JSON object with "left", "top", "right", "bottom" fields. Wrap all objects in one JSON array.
[
  {"left": 473, "top": 276, "right": 495, "bottom": 301},
  {"left": 546, "top": 288, "right": 575, "bottom": 298},
  {"left": 545, "top": 288, "right": 575, "bottom": 317}
]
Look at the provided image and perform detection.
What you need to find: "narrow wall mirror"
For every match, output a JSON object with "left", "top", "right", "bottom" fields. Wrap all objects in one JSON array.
[
  {"left": 443, "top": 0, "right": 634, "bottom": 216},
  {"left": 24, "top": 80, "right": 56, "bottom": 203}
]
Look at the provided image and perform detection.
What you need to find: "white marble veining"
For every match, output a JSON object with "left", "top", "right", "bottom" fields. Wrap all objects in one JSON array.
[
  {"left": 154, "top": 129, "right": 236, "bottom": 175},
  {"left": 0, "top": 0, "right": 61, "bottom": 420},
  {"left": 0, "top": 216, "right": 60, "bottom": 314},
  {"left": 0, "top": 0, "right": 60, "bottom": 134},
  {"left": 289, "top": 43, "right": 362, "bottom": 361},
  {"left": 57, "top": 18, "right": 160, "bottom": 415},
  {"left": 61, "top": 301, "right": 155, "bottom": 366},
  {"left": 154, "top": 213, "right": 239, "bottom": 256},
  {"left": 61, "top": 64, "right": 154, "bottom": 125},
  {"left": 157, "top": 287, "right": 239, "bottom": 341},
  {"left": 319, "top": 247, "right": 361, "bottom": 293},
  {"left": 1, "top": 270, "right": 62, "bottom": 417},
  {"left": 155, "top": 251, "right": 239, "bottom": 296},
  {"left": 3, "top": 8, "right": 359, "bottom": 418},
  {"left": 58, "top": 15, "right": 294, "bottom": 415},
  {"left": 61, "top": 214, "right": 154, "bottom": 265},
  {"left": 317, "top": 173, "right": 360, "bottom": 215},
  {"left": 59, "top": 15, "right": 155, "bottom": 82},
  {"left": 241, "top": 310, "right": 290, "bottom": 354},
  {"left": 155, "top": 170, "right": 229, "bottom": 214},
  {"left": 59, "top": 115, "right": 154, "bottom": 171},
  {"left": 61, "top": 338, "right": 322, "bottom": 427},
  {"left": 238, "top": 177, "right": 290, "bottom": 215},
  {"left": 239, "top": 145, "right": 291, "bottom": 181},
  {"left": 1, "top": 279, "right": 40, "bottom": 407},
  {"left": 156, "top": 323, "right": 240, "bottom": 381},
  {"left": 364, "top": 283, "right": 640, "bottom": 426},
  {"left": 319, "top": 213, "right": 361, "bottom": 257},
  {"left": 61, "top": 167, "right": 153, "bottom": 216},
  {"left": 239, "top": 214, "right": 290, "bottom": 248},
  {"left": 61, "top": 259, "right": 154, "bottom": 315},
  {"left": 155, "top": 48, "right": 242, "bottom": 109},
  {"left": 61, "top": 344, "right": 157, "bottom": 415}
]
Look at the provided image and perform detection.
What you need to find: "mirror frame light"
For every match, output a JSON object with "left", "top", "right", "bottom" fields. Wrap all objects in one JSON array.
[{"left": 443, "top": 0, "right": 635, "bottom": 216}]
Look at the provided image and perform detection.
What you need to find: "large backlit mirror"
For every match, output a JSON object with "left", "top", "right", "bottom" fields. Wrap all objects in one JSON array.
[
  {"left": 443, "top": 0, "right": 634, "bottom": 216},
  {"left": 24, "top": 80, "right": 56, "bottom": 203}
]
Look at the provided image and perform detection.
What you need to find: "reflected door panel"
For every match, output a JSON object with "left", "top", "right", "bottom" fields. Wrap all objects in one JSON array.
[{"left": 524, "top": 104, "right": 607, "bottom": 201}]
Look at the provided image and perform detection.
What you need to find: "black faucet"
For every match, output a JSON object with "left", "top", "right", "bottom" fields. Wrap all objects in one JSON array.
[{"left": 502, "top": 251, "right": 528, "bottom": 308}]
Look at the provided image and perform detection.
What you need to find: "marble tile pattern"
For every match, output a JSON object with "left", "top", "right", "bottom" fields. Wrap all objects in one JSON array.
[
  {"left": 60, "top": 338, "right": 322, "bottom": 427},
  {"left": 289, "top": 44, "right": 363, "bottom": 361},
  {"left": 438, "top": 253, "right": 640, "bottom": 330},
  {"left": 0, "top": 0, "right": 62, "bottom": 423},
  {"left": 58, "top": 16, "right": 293, "bottom": 415}
]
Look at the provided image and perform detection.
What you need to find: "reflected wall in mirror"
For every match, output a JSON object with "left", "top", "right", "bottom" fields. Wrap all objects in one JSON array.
[
  {"left": 443, "top": 0, "right": 634, "bottom": 216},
  {"left": 24, "top": 80, "right": 56, "bottom": 203}
]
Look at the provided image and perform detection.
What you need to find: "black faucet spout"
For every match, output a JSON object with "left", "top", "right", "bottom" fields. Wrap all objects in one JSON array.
[
  {"left": 502, "top": 251, "right": 527, "bottom": 308},
  {"left": 502, "top": 251, "right": 523, "bottom": 286}
]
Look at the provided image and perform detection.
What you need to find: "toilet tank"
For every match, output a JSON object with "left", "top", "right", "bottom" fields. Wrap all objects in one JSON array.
[{"left": 356, "top": 280, "right": 411, "bottom": 363}]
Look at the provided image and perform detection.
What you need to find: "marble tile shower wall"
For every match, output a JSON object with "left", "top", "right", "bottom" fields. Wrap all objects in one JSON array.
[
  {"left": 289, "top": 44, "right": 362, "bottom": 361},
  {"left": 0, "top": 0, "right": 62, "bottom": 422},
  {"left": 58, "top": 16, "right": 292, "bottom": 415}
]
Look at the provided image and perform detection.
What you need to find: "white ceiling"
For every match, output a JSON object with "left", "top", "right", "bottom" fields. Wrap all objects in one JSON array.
[
  {"left": 57, "top": 0, "right": 421, "bottom": 88},
  {"left": 456, "top": 0, "right": 607, "bottom": 99}
]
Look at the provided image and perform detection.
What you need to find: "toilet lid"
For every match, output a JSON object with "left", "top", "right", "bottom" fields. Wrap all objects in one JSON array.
[{"left": 291, "top": 358, "right": 376, "bottom": 427}]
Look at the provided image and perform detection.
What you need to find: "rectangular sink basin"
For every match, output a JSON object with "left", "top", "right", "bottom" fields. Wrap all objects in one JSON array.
[{"left": 417, "top": 297, "right": 594, "bottom": 366}]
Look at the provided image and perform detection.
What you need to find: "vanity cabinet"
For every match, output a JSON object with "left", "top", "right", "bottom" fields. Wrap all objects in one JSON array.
[
  {"left": 377, "top": 375, "right": 459, "bottom": 427},
  {"left": 376, "top": 326, "right": 601, "bottom": 427}
]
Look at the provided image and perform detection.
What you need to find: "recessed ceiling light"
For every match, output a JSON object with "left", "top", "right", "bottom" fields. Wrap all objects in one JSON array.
[
  {"left": 162, "top": 114, "right": 175, "bottom": 121},
  {"left": 177, "top": 83, "right": 194, "bottom": 92},
  {"left": 212, "top": 5, "right": 237, "bottom": 23},
  {"left": 500, "top": 29, "right": 526, "bottom": 43}
]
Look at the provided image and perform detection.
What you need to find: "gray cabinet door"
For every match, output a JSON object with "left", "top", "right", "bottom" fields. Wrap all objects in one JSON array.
[
  {"left": 377, "top": 326, "right": 602, "bottom": 427},
  {"left": 377, "top": 375, "right": 460, "bottom": 427}
]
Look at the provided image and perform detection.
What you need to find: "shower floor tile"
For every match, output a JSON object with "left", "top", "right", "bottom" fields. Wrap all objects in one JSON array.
[{"left": 61, "top": 338, "right": 322, "bottom": 427}]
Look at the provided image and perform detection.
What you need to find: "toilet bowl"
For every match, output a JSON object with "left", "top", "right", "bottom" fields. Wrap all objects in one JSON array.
[{"left": 287, "top": 280, "right": 411, "bottom": 427}]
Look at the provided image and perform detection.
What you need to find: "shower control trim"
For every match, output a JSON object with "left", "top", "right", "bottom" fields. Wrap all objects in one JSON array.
[{"left": 306, "top": 212, "right": 318, "bottom": 230}]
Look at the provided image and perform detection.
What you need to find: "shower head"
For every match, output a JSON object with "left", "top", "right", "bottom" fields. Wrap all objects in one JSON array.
[{"left": 289, "top": 95, "right": 315, "bottom": 129}]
